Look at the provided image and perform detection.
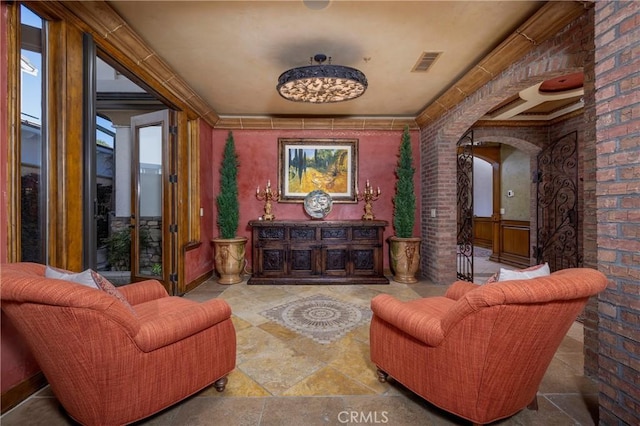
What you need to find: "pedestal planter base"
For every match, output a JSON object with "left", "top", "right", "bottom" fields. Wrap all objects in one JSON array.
[
  {"left": 212, "top": 237, "right": 247, "bottom": 284},
  {"left": 388, "top": 236, "right": 421, "bottom": 284}
]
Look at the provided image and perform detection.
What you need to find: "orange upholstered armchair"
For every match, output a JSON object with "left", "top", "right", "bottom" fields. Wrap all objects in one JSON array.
[
  {"left": 370, "top": 268, "right": 607, "bottom": 425},
  {"left": 1, "top": 263, "right": 236, "bottom": 425}
]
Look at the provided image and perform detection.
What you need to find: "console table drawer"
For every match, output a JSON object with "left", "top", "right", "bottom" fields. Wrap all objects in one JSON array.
[
  {"left": 290, "top": 227, "right": 316, "bottom": 241},
  {"left": 320, "top": 227, "right": 348, "bottom": 241},
  {"left": 257, "top": 227, "right": 285, "bottom": 240},
  {"left": 353, "top": 226, "right": 381, "bottom": 240}
]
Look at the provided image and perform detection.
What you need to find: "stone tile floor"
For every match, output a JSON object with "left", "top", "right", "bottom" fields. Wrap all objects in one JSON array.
[{"left": 1, "top": 256, "right": 598, "bottom": 425}]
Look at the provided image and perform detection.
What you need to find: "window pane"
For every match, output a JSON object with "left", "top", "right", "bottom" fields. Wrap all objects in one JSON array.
[
  {"left": 96, "top": 115, "right": 115, "bottom": 270},
  {"left": 20, "top": 6, "right": 45, "bottom": 263}
]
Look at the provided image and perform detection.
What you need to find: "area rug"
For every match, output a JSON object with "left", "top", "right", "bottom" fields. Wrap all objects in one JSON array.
[{"left": 260, "top": 294, "right": 372, "bottom": 344}]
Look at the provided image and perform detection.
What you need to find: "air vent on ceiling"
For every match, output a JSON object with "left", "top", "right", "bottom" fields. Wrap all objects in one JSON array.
[{"left": 411, "top": 51, "right": 442, "bottom": 73}]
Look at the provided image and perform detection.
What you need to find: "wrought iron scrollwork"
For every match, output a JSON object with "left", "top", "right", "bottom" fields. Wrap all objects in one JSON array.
[
  {"left": 536, "top": 131, "right": 580, "bottom": 271},
  {"left": 457, "top": 130, "right": 474, "bottom": 282}
]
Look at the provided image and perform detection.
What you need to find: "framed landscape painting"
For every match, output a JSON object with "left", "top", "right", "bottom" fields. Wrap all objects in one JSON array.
[{"left": 278, "top": 138, "right": 358, "bottom": 203}]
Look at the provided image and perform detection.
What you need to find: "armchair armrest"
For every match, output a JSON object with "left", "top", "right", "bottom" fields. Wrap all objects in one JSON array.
[
  {"left": 445, "top": 281, "right": 480, "bottom": 300},
  {"left": 371, "top": 294, "right": 445, "bottom": 346},
  {"left": 118, "top": 280, "right": 168, "bottom": 305},
  {"left": 134, "top": 299, "right": 232, "bottom": 352}
]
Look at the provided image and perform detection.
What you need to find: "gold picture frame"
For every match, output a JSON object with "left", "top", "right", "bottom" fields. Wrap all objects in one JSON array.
[{"left": 278, "top": 138, "right": 358, "bottom": 203}]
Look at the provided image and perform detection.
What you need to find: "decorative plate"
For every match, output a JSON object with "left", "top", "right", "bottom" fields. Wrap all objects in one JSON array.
[{"left": 303, "top": 190, "right": 333, "bottom": 219}]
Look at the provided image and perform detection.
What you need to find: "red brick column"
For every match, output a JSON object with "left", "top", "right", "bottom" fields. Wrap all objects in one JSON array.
[
  {"left": 575, "top": 7, "right": 600, "bottom": 380},
  {"left": 594, "top": 1, "right": 640, "bottom": 425}
]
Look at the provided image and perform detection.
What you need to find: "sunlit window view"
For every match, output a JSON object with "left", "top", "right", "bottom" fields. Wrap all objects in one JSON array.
[
  {"left": 96, "top": 115, "right": 115, "bottom": 270},
  {"left": 20, "top": 5, "right": 45, "bottom": 263}
]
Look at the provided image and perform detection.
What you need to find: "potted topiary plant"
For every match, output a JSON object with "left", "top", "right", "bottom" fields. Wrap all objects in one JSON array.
[
  {"left": 388, "top": 126, "right": 421, "bottom": 283},
  {"left": 212, "top": 131, "right": 247, "bottom": 284}
]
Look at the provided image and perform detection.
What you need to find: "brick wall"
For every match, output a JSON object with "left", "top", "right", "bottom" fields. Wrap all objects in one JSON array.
[{"left": 594, "top": 1, "right": 640, "bottom": 425}]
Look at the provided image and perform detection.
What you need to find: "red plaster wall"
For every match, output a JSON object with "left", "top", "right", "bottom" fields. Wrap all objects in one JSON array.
[
  {"left": 210, "top": 129, "right": 421, "bottom": 272},
  {"left": 0, "top": 2, "right": 42, "bottom": 395}
]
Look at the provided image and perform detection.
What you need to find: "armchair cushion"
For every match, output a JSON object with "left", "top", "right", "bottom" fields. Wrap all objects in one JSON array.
[
  {"left": 444, "top": 280, "right": 479, "bottom": 300},
  {"left": 117, "top": 279, "right": 168, "bottom": 305},
  {"left": 133, "top": 297, "right": 232, "bottom": 352},
  {"left": 371, "top": 294, "right": 453, "bottom": 346}
]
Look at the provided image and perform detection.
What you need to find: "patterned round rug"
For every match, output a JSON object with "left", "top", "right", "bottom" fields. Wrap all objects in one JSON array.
[{"left": 261, "top": 294, "right": 372, "bottom": 344}]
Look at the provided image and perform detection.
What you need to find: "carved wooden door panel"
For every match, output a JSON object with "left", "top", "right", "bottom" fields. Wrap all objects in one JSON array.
[
  {"left": 289, "top": 226, "right": 319, "bottom": 276},
  {"left": 254, "top": 226, "right": 287, "bottom": 277},
  {"left": 350, "top": 245, "right": 378, "bottom": 277},
  {"left": 321, "top": 245, "right": 349, "bottom": 277},
  {"left": 351, "top": 225, "right": 383, "bottom": 277}
]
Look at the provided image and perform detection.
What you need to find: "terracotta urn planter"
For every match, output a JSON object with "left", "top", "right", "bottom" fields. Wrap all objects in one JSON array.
[
  {"left": 212, "top": 237, "right": 247, "bottom": 284},
  {"left": 388, "top": 236, "right": 421, "bottom": 283}
]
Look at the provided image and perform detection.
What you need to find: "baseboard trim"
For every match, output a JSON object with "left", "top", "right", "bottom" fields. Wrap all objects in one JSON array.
[
  {"left": 184, "top": 270, "right": 214, "bottom": 293},
  {"left": 1, "top": 371, "right": 47, "bottom": 414}
]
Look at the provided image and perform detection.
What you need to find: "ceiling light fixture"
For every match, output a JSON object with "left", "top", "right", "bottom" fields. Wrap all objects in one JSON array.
[{"left": 277, "top": 54, "right": 367, "bottom": 103}]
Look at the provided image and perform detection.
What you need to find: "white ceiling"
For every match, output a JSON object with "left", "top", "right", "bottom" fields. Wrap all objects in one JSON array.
[{"left": 105, "top": 0, "right": 582, "bottom": 122}]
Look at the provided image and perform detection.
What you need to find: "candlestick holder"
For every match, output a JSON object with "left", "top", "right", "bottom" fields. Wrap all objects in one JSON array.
[
  {"left": 356, "top": 179, "right": 381, "bottom": 220},
  {"left": 256, "top": 180, "right": 280, "bottom": 221}
]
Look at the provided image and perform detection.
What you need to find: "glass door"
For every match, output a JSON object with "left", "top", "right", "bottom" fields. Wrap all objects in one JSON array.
[{"left": 130, "top": 110, "right": 176, "bottom": 293}]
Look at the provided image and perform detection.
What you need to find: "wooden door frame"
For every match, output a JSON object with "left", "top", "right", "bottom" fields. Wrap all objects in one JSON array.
[
  {"left": 473, "top": 146, "right": 502, "bottom": 260},
  {"left": 6, "top": 2, "right": 195, "bottom": 293}
]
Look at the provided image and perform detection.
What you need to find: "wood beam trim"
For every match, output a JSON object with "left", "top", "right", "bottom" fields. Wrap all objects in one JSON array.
[
  {"left": 187, "top": 119, "right": 201, "bottom": 245},
  {"left": 474, "top": 108, "right": 584, "bottom": 128},
  {"left": 26, "top": 0, "right": 219, "bottom": 127},
  {"left": 415, "top": 1, "right": 586, "bottom": 127},
  {"left": 214, "top": 117, "right": 419, "bottom": 131},
  {"left": 48, "top": 21, "right": 85, "bottom": 270},
  {"left": 6, "top": 2, "right": 20, "bottom": 262}
]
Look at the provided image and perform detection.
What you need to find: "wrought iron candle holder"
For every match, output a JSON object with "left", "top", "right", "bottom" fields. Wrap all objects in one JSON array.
[
  {"left": 356, "top": 179, "right": 381, "bottom": 220},
  {"left": 256, "top": 180, "right": 280, "bottom": 221}
]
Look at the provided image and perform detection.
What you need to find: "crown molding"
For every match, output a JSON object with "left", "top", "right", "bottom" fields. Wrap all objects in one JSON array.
[{"left": 415, "top": 1, "right": 586, "bottom": 128}]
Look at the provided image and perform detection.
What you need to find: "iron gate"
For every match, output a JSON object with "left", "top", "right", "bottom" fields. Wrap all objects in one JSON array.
[
  {"left": 457, "top": 130, "right": 474, "bottom": 282},
  {"left": 535, "top": 131, "right": 580, "bottom": 271}
]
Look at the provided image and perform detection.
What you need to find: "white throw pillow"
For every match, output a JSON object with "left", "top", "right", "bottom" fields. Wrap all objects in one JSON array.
[
  {"left": 45, "top": 266, "right": 136, "bottom": 314},
  {"left": 498, "top": 262, "right": 550, "bottom": 282},
  {"left": 45, "top": 266, "right": 99, "bottom": 289}
]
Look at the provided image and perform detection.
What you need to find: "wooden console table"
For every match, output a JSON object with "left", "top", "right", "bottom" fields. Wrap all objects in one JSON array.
[{"left": 248, "top": 220, "right": 389, "bottom": 285}]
